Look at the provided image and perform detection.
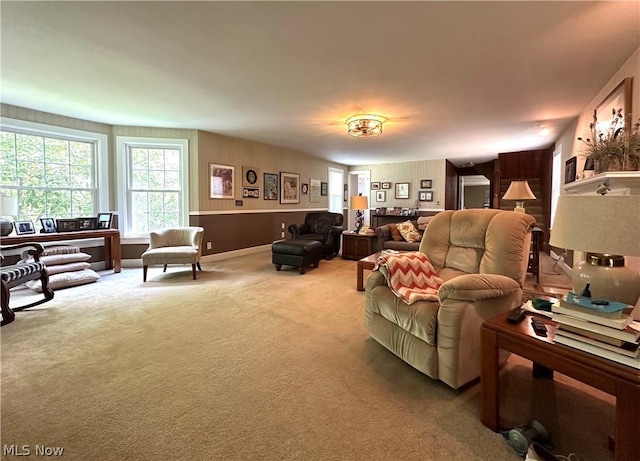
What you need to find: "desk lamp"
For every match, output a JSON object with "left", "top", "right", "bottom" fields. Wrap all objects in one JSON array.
[
  {"left": 549, "top": 195, "right": 640, "bottom": 306},
  {"left": 350, "top": 195, "right": 369, "bottom": 234},
  {"left": 502, "top": 180, "right": 536, "bottom": 213},
  {"left": 0, "top": 194, "right": 18, "bottom": 237}
]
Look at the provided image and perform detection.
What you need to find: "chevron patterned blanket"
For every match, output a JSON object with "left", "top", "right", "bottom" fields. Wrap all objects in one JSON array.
[{"left": 375, "top": 251, "right": 442, "bottom": 305}]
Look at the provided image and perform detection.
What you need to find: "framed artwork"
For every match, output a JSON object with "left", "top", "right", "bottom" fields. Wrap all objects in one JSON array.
[
  {"left": 382, "top": 182, "right": 392, "bottom": 189},
  {"left": 594, "top": 77, "right": 633, "bottom": 136},
  {"left": 210, "top": 163, "right": 234, "bottom": 199},
  {"left": 395, "top": 182, "right": 409, "bottom": 199},
  {"left": 320, "top": 182, "right": 328, "bottom": 196},
  {"left": 309, "top": 179, "right": 321, "bottom": 203},
  {"left": 419, "top": 190, "right": 433, "bottom": 202},
  {"left": 375, "top": 191, "right": 386, "bottom": 202},
  {"left": 56, "top": 218, "right": 78, "bottom": 232},
  {"left": 242, "top": 166, "right": 259, "bottom": 187},
  {"left": 78, "top": 217, "right": 98, "bottom": 230},
  {"left": 15, "top": 220, "right": 35, "bottom": 235},
  {"left": 565, "top": 157, "right": 577, "bottom": 184},
  {"left": 97, "top": 213, "right": 113, "bottom": 229},
  {"left": 371, "top": 182, "right": 381, "bottom": 190},
  {"left": 40, "top": 218, "right": 57, "bottom": 233},
  {"left": 420, "top": 179, "right": 432, "bottom": 189},
  {"left": 280, "top": 172, "right": 300, "bottom": 204},
  {"left": 302, "top": 183, "right": 309, "bottom": 195},
  {"left": 263, "top": 173, "right": 278, "bottom": 200},
  {"left": 243, "top": 187, "right": 259, "bottom": 198}
]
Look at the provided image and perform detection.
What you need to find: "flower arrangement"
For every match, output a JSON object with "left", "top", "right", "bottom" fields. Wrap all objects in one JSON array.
[{"left": 577, "top": 108, "right": 640, "bottom": 172}]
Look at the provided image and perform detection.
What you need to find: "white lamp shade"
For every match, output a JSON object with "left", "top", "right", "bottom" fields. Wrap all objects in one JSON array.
[
  {"left": 0, "top": 194, "right": 18, "bottom": 216},
  {"left": 502, "top": 180, "right": 536, "bottom": 200},
  {"left": 350, "top": 195, "right": 369, "bottom": 210}
]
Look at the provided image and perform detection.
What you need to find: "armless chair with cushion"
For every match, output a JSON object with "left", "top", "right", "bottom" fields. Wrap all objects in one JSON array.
[
  {"left": 365, "top": 209, "right": 535, "bottom": 389},
  {"left": 141, "top": 227, "right": 205, "bottom": 282},
  {"left": 287, "top": 212, "right": 344, "bottom": 258},
  {"left": 1, "top": 243, "right": 54, "bottom": 326}
]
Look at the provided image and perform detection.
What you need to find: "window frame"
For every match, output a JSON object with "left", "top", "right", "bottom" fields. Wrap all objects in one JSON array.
[
  {"left": 116, "top": 136, "right": 189, "bottom": 239},
  {"left": 327, "top": 167, "right": 344, "bottom": 214}
]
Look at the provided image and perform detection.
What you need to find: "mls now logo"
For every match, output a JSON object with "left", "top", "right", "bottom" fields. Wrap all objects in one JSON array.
[{"left": 3, "top": 444, "right": 64, "bottom": 456}]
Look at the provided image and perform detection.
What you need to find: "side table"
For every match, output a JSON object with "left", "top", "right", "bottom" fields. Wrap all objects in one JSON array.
[{"left": 342, "top": 231, "right": 376, "bottom": 261}]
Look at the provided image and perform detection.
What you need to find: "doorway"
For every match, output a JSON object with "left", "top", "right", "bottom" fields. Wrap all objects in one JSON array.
[{"left": 347, "top": 170, "right": 370, "bottom": 232}]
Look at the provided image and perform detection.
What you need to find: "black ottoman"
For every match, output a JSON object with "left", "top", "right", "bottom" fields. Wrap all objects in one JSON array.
[{"left": 272, "top": 239, "right": 323, "bottom": 274}]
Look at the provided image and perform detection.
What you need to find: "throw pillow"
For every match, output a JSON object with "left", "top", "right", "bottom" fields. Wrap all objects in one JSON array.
[
  {"left": 27, "top": 268, "right": 100, "bottom": 292},
  {"left": 388, "top": 223, "right": 404, "bottom": 241},
  {"left": 417, "top": 216, "right": 434, "bottom": 231},
  {"left": 39, "top": 252, "right": 91, "bottom": 266},
  {"left": 396, "top": 220, "right": 421, "bottom": 243},
  {"left": 46, "top": 261, "right": 91, "bottom": 276}
]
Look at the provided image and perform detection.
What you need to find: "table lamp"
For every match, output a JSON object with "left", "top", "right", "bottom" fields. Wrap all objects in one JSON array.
[
  {"left": 549, "top": 195, "right": 640, "bottom": 306},
  {"left": 502, "top": 180, "right": 536, "bottom": 213},
  {"left": 0, "top": 194, "right": 18, "bottom": 237},
  {"left": 350, "top": 195, "right": 369, "bottom": 234}
]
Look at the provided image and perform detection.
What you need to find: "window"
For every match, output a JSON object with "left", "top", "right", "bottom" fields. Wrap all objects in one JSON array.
[
  {"left": 0, "top": 119, "right": 108, "bottom": 222},
  {"left": 551, "top": 145, "right": 563, "bottom": 228},
  {"left": 117, "top": 137, "right": 189, "bottom": 237},
  {"left": 328, "top": 167, "right": 344, "bottom": 214}
]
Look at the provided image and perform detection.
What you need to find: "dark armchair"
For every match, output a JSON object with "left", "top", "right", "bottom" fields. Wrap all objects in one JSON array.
[
  {"left": 1, "top": 243, "right": 54, "bottom": 326},
  {"left": 288, "top": 212, "right": 344, "bottom": 258}
]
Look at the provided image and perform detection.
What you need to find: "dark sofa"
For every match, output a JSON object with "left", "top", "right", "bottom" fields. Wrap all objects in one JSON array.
[
  {"left": 288, "top": 212, "right": 344, "bottom": 258},
  {"left": 373, "top": 222, "right": 422, "bottom": 252}
]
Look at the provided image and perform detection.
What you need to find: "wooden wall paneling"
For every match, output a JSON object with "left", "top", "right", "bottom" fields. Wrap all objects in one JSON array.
[{"left": 445, "top": 160, "right": 458, "bottom": 210}]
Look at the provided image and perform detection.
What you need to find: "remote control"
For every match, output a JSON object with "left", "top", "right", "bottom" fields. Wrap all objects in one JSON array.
[
  {"left": 531, "top": 318, "right": 548, "bottom": 337},
  {"left": 507, "top": 307, "right": 526, "bottom": 324}
]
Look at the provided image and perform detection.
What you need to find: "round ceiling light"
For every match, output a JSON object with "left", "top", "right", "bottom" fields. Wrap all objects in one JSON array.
[{"left": 346, "top": 115, "right": 386, "bottom": 137}]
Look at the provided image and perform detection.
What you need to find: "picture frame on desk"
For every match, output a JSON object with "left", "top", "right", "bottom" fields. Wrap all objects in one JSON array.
[
  {"left": 39, "top": 218, "right": 57, "bottom": 233},
  {"left": 97, "top": 213, "right": 113, "bottom": 230},
  {"left": 15, "top": 220, "right": 36, "bottom": 235},
  {"left": 78, "top": 217, "right": 98, "bottom": 230},
  {"left": 56, "top": 218, "right": 78, "bottom": 232},
  {"left": 565, "top": 157, "right": 577, "bottom": 184}
]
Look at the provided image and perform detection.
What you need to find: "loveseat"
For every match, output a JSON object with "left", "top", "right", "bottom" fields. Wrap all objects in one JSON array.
[
  {"left": 288, "top": 212, "right": 344, "bottom": 258},
  {"left": 373, "top": 216, "right": 434, "bottom": 252},
  {"left": 365, "top": 209, "right": 535, "bottom": 389}
]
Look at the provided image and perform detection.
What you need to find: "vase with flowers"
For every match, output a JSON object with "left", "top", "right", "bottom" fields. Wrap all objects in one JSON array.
[{"left": 577, "top": 108, "right": 640, "bottom": 173}]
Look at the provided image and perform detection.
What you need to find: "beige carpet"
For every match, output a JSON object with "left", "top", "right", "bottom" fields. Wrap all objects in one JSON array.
[{"left": 1, "top": 252, "right": 614, "bottom": 460}]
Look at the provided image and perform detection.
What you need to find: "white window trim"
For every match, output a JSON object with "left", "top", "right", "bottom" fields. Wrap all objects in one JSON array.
[
  {"left": 328, "top": 167, "right": 344, "bottom": 214},
  {"left": 116, "top": 136, "right": 189, "bottom": 239},
  {"left": 0, "top": 117, "right": 109, "bottom": 212}
]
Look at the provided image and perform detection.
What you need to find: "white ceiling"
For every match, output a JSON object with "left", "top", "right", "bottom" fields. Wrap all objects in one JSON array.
[{"left": 2, "top": 1, "right": 639, "bottom": 166}]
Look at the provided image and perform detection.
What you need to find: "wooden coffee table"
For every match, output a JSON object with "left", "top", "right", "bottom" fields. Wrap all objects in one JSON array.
[
  {"left": 356, "top": 252, "right": 381, "bottom": 291},
  {"left": 481, "top": 310, "right": 640, "bottom": 461}
]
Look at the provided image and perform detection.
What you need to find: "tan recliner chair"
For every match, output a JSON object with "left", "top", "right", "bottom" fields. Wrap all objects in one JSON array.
[
  {"left": 365, "top": 209, "right": 535, "bottom": 389},
  {"left": 141, "top": 227, "right": 205, "bottom": 282}
]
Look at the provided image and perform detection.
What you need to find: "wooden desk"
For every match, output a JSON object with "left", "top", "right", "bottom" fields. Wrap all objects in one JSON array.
[
  {"left": 2, "top": 229, "right": 121, "bottom": 273},
  {"left": 481, "top": 310, "right": 640, "bottom": 461}
]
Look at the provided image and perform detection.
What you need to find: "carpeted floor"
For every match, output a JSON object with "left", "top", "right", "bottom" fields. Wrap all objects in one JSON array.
[{"left": 1, "top": 251, "right": 614, "bottom": 460}]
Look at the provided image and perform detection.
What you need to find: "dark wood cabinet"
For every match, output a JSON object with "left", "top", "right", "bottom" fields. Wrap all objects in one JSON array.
[{"left": 342, "top": 232, "right": 376, "bottom": 260}]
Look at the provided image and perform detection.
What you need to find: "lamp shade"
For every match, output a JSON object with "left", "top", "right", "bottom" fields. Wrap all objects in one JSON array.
[
  {"left": 549, "top": 195, "right": 640, "bottom": 256},
  {"left": 350, "top": 195, "right": 369, "bottom": 210},
  {"left": 0, "top": 194, "right": 18, "bottom": 216},
  {"left": 502, "top": 181, "right": 536, "bottom": 201}
]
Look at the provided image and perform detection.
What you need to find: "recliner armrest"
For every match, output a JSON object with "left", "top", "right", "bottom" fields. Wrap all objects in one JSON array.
[
  {"left": 438, "top": 273, "right": 521, "bottom": 303},
  {"left": 288, "top": 223, "right": 311, "bottom": 238}
]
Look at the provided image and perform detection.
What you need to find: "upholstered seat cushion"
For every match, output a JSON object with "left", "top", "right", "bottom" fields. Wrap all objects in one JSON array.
[
  {"left": 141, "top": 246, "right": 199, "bottom": 265},
  {"left": 1, "top": 262, "right": 46, "bottom": 283}
]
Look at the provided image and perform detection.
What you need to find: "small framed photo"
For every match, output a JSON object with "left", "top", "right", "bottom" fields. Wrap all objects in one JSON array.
[
  {"left": 242, "top": 166, "right": 259, "bottom": 187},
  {"left": 242, "top": 187, "right": 259, "bottom": 198},
  {"left": 280, "top": 172, "right": 300, "bottom": 204},
  {"left": 263, "top": 172, "right": 278, "bottom": 200},
  {"left": 419, "top": 190, "right": 434, "bottom": 202},
  {"left": 565, "top": 157, "right": 577, "bottom": 184},
  {"left": 371, "top": 182, "right": 381, "bottom": 190},
  {"left": 320, "top": 182, "right": 328, "bottom": 196},
  {"left": 420, "top": 179, "right": 432, "bottom": 189},
  {"left": 375, "top": 190, "right": 386, "bottom": 202},
  {"left": 40, "top": 218, "right": 57, "bottom": 233},
  {"left": 15, "top": 220, "right": 36, "bottom": 235},
  {"left": 97, "top": 212, "right": 113, "bottom": 229},
  {"left": 395, "top": 182, "right": 409, "bottom": 199},
  {"left": 78, "top": 217, "right": 98, "bottom": 230},
  {"left": 56, "top": 218, "right": 78, "bottom": 232},
  {"left": 382, "top": 182, "right": 392, "bottom": 189},
  {"left": 302, "top": 183, "right": 309, "bottom": 195}
]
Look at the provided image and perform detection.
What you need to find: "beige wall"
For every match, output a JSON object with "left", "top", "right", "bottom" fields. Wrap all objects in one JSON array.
[{"left": 350, "top": 159, "right": 447, "bottom": 211}]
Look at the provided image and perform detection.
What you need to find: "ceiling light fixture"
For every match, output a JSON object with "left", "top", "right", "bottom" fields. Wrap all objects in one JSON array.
[
  {"left": 537, "top": 123, "right": 550, "bottom": 136},
  {"left": 346, "top": 115, "right": 386, "bottom": 137}
]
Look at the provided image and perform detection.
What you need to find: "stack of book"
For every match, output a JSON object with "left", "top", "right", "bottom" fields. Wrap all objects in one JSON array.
[{"left": 551, "top": 292, "right": 640, "bottom": 369}]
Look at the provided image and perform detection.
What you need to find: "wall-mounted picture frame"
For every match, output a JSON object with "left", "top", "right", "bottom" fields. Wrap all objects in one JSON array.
[
  {"left": 40, "top": 218, "right": 57, "bottom": 233},
  {"left": 309, "top": 179, "right": 321, "bottom": 203},
  {"left": 302, "top": 183, "right": 309, "bottom": 195},
  {"left": 419, "top": 190, "right": 434, "bottom": 202},
  {"left": 320, "top": 182, "right": 328, "bottom": 196},
  {"left": 56, "top": 218, "right": 78, "bottom": 232},
  {"left": 78, "top": 217, "right": 98, "bottom": 230},
  {"left": 242, "top": 166, "right": 259, "bottom": 187},
  {"left": 15, "top": 220, "right": 36, "bottom": 235},
  {"left": 263, "top": 172, "right": 278, "bottom": 200},
  {"left": 243, "top": 187, "right": 259, "bottom": 198},
  {"left": 210, "top": 163, "right": 234, "bottom": 199},
  {"left": 97, "top": 212, "right": 113, "bottom": 229},
  {"left": 375, "top": 190, "right": 386, "bottom": 202},
  {"left": 371, "top": 182, "right": 381, "bottom": 190},
  {"left": 565, "top": 157, "right": 577, "bottom": 184},
  {"left": 280, "top": 172, "right": 300, "bottom": 204},
  {"left": 382, "top": 182, "right": 391, "bottom": 189},
  {"left": 420, "top": 179, "right": 432, "bottom": 189},
  {"left": 594, "top": 77, "right": 633, "bottom": 137},
  {"left": 395, "top": 182, "right": 409, "bottom": 199}
]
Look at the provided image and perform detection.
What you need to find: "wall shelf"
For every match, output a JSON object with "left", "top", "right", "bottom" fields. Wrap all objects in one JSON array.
[{"left": 562, "top": 171, "right": 640, "bottom": 195}]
